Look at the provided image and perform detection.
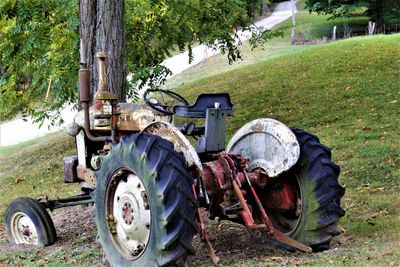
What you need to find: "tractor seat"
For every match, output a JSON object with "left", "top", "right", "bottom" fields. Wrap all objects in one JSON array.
[{"left": 173, "top": 93, "right": 233, "bottom": 118}]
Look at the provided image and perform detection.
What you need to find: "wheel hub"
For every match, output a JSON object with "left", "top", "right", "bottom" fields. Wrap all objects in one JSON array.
[
  {"left": 106, "top": 170, "right": 151, "bottom": 260},
  {"left": 264, "top": 174, "right": 302, "bottom": 235},
  {"left": 11, "top": 212, "right": 38, "bottom": 245}
]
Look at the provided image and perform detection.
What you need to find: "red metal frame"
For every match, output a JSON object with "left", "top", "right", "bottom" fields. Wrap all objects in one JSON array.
[{"left": 199, "top": 152, "right": 312, "bottom": 255}]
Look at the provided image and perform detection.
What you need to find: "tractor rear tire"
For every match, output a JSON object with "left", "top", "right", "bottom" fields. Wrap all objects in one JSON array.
[
  {"left": 289, "top": 128, "right": 345, "bottom": 250},
  {"left": 4, "top": 197, "right": 57, "bottom": 246},
  {"left": 94, "top": 133, "right": 198, "bottom": 267},
  {"left": 263, "top": 129, "right": 345, "bottom": 251}
]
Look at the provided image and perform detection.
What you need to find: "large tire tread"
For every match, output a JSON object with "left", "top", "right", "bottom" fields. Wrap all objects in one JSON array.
[
  {"left": 291, "top": 128, "right": 345, "bottom": 251},
  {"left": 96, "top": 133, "right": 198, "bottom": 266}
]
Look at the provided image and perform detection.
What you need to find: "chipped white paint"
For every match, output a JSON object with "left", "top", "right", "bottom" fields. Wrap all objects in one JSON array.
[
  {"left": 227, "top": 118, "right": 299, "bottom": 177},
  {"left": 141, "top": 121, "right": 203, "bottom": 178}
]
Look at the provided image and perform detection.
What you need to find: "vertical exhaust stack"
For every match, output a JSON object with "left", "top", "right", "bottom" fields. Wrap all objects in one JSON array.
[
  {"left": 93, "top": 52, "right": 118, "bottom": 101},
  {"left": 79, "top": 39, "right": 91, "bottom": 104},
  {"left": 79, "top": 39, "right": 112, "bottom": 142}
]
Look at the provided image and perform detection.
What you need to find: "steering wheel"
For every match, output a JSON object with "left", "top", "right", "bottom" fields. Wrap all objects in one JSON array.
[{"left": 144, "top": 89, "right": 189, "bottom": 115}]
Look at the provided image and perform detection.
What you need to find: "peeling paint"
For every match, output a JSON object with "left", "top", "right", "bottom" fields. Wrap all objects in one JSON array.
[
  {"left": 141, "top": 122, "right": 203, "bottom": 179},
  {"left": 227, "top": 118, "right": 300, "bottom": 177}
]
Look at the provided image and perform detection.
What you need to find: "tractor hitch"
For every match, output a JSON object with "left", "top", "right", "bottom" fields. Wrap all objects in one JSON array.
[{"left": 200, "top": 152, "right": 312, "bottom": 254}]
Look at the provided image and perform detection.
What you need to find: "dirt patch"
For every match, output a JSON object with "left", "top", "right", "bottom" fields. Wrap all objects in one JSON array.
[
  {"left": 0, "top": 205, "right": 103, "bottom": 265},
  {"left": 0, "top": 206, "right": 352, "bottom": 266}
]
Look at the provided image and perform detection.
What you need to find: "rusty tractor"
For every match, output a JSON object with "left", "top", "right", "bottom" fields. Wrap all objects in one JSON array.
[{"left": 4, "top": 49, "right": 345, "bottom": 266}]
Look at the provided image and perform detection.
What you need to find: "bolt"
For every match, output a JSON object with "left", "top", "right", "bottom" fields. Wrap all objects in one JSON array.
[
  {"left": 131, "top": 244, "right": 144, "bottom": 256},
  {"left": 106, "top": 215, "right": 115, "bottom": 221},
  {"left": 145, "top": 223, "right": 150, "bottom": 230}
]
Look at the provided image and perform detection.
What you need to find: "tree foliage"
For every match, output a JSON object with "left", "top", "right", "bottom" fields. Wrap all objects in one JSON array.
[
  {"left": 0, "top": 0, "right": 277, "bottom": 124},
  {"left": 305, "top": 0, "right": 400, "bottom": 27},
  {"left": 0, "top": 0, "right": 79, "bottom": 125}
]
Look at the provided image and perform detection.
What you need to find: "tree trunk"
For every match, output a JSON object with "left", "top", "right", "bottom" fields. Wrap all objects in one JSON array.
[{"left": 79, "top": 0, "right": 126, "bottom": 102}]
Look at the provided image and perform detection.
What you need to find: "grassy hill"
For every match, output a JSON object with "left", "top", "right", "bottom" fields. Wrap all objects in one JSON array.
[
  {"left": 176, "top": 34, "right": 400, "bottom": 188},
  {"left": 175, "top": 34, "right": 400, "bottom": 265},
  {"left": 1, "top": 31, "right": 399, "bottom": 267}
]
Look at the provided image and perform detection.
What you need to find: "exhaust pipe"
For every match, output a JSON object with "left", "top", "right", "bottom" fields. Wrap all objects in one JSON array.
[{"left": 79, "top": 39, "right": 113, "bottom": 143}]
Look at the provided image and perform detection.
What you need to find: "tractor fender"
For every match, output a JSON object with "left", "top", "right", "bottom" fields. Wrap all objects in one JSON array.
[
  {"left": 141, "top": 121, "right": 203, "bottom": 179},
  {"left": 226, "top": 118, "right": 300, "bottom": 177}
]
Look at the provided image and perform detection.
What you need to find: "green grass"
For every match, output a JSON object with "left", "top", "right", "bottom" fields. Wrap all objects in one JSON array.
[
  {"left": 1, "top": 3, "right": 399, "bottom": 266},
  {"left": 0, "top": 131, "right": 78, "bottom": 221}
]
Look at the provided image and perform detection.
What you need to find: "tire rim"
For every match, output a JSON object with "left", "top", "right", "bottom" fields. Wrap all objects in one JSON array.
[
  {"left": 105, "top": 168, "right": 151, "bottom": 260},
  {"left": 264, "top": 174, "right": 303, "bottom": 235},
  {"left": 10, "top": 212, "right": 39, "bottom": 245}
]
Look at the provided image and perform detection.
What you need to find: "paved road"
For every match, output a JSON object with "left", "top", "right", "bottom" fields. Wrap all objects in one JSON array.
[
  {"left": 163, "top": 0, "right": 297, "bottom": 76},
  {"left": 0, "top": 1, "right": 296, "bottom": 147}
]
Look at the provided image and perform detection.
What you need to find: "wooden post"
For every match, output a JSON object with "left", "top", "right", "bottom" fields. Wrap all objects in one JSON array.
[
  {"left": 368, "top": 21, "right": 376, "bottom": 35},
  {"left": 332, "top": 26, "right": 337, "bottom": 41},
  {"left": 291, "top": 0, "right": 296, "bottom": 44}
]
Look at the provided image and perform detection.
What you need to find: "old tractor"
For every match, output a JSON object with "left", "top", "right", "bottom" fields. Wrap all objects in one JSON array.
[{"left": 4, "top": 51, "right": 345, "bottom": 266}]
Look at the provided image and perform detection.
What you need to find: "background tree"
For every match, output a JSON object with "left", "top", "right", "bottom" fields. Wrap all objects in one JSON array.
[
  {"left": 0, "top": 0, "right": 278, "bottom": 124},
  {"left": 80, "top": 0, "right": 126, "bottom": 101},
  {"left": 0, "top": 0, "right": 78, "bottom": 125},
  {"left": 305, "top": 0, "right": 400, "bottom": 30}
]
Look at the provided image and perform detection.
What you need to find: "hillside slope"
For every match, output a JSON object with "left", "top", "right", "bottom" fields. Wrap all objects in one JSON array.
[{"left": 177, "top": 34, "right": 400, "bottom": 188}]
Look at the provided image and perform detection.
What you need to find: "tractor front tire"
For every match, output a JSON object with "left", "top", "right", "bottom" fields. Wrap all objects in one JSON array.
[
  {"left": 94, "top": 133, "right": 198, "bottom": 267},
  {"left": 4, "top": 197, "right": 57, "bottom": 246}
]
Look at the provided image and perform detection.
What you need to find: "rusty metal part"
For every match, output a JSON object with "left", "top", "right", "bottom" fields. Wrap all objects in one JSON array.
[
  {"left": 200, "top": 152, "right": 312, "bottom": 253},
  {"left": 111, "top": 104, "right": 119, "bottom": 143},
  {"left": 118, "top": 103, "right": 155, "bottom": 131},
  {"left": 244, "top": 171, "right": 312, "bottom": 252},
  {"left": 82, "top": 102, "right": 113, "bottom": 142},
  {"left": 40, "top": 194, "right": 94, "bottom": 211},
  {"left": 192, "top": 185, "right": 220, "bottom": 266},
  {"left": 73, "top": 103, "right": 168, "bottom": 132},
  {"left": 96, "top": 52, "right": 108, "bottom": 93},
  {"left": 79, "top": 68, "right": 91, "bottom": 102},
  {"left": 231, "top": 179, "right": 255, "bottom": 227},
  {"left": 78, "top": 52, "right": 113, "bottom": 142},
  {"left": 227, "top": 118, "right": 300, "bottom": 177},
  {"left": 77, "top": 164, "right": 97, "bottom": 187},
  {"left": 264, "top": 179, "right": 297, "bottom": 210},
  {"left": 63, "top": 156, "right": 79, "bottom": 183},
  {"left": 141, "top": 122, "right": 203, "bottom": 179},
  {"left": 95, "top": 91, "right": 118, "bottom": 101}
]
